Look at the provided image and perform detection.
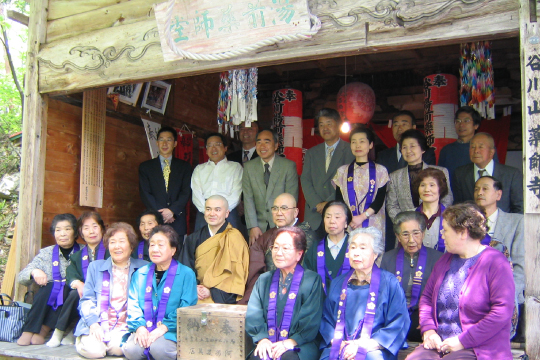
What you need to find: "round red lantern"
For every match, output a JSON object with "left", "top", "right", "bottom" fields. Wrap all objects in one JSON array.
[{"left": 337, "top": 82, "right": 376, "bottom": 124}]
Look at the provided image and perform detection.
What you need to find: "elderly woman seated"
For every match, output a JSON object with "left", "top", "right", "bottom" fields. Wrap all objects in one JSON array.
[
  {"left": 74, "top": 222, "right": 147, "bottom": 359},
  {"left": 123, "top": 225, "right": 197, "bottom": 360},
  {"left": 405, "top": 203, "right": 515, "bottom": 360},
  {"left": 380, "top": 211, "right": 443, "bottom": 342},
  {"left": 319, "top": 227, "right": 410, "bottom": 360},
  {"left": 17, "top": 214, "right": 81, "bottom": 346},
  {"left": 246, "top": 226, "right": 324, "bottom": 360},
  {"left": 132, "top": 210, "right": 164, "bottom": 261}
]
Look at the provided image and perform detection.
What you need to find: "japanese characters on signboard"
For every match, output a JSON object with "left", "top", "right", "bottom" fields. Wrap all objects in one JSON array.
[
  {"left": 525, "top": 45, "right": 540, "bottom": 213},
  {"left": 154, "top": 0, "right": 312, "bottom": 62}
]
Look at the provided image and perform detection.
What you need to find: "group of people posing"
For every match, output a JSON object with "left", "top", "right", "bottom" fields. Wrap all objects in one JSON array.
[{"left": 15, "top": 105, "right": 523, "bottom": 360}]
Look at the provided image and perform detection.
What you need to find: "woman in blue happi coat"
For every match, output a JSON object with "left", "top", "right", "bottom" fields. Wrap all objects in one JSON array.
[{"left": 319, "top": 227, "right": 410, "bottom": 360}]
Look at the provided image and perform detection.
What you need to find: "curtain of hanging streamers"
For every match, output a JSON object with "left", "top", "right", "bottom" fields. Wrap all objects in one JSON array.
[{"left": 460, "top": 41, "right": 495, "bottom": 119}]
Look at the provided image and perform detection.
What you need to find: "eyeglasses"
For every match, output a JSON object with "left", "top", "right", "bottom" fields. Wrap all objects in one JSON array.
[
  {"left": 399, "top": 230, "right": 423, "bottom": 239},
  {"left": 271, "top": 206, "right": 297, "bottom": 213},
  {"left": 269, "top": 245, "right": 295, "bottom": 253},
  {"left": 206, "top": 142, "right": 223, "bottom": 149},
  {"left": 454, "top": 118, "right": 472, "bottom": 124}
]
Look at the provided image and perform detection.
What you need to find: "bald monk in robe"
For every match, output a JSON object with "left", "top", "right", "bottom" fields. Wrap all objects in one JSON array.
[
  {"left": 180, "top": 195, "right": 249, "bottom": 304},
  {"left": 238, "top": 193, "right": 316, "bottom": 305}
]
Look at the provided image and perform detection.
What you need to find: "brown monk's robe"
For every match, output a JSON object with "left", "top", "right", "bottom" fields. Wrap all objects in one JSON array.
[{"left": 180, "top": 221, "right": 249, "bottom": 304}]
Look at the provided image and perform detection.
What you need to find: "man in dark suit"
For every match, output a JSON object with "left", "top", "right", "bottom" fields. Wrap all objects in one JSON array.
[
  {"left": 454, "top": 132, "right": 523, "bottom": 213},
  {"left": 228, "top": 121, "right": 259, "bottom": 165},
  {"left": 376, "top": 110, "right": 436, "bottom": 174},
  {"left": 301, "top": 108, "right": 355, "bottom": 237},
  {"left": 243, "top": 130, "right": 298, "bottom": 244},
  {"left": 139, "top": 126, "right": 192, "bottom": 239}
]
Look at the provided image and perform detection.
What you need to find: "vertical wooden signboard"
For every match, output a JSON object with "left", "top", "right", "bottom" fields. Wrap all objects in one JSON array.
[
  {"left": 520, "top": 0, "right": 540, "bottom": 356},
  {"left": 80, "top": 89, "right": 106, "bottom": 208}
]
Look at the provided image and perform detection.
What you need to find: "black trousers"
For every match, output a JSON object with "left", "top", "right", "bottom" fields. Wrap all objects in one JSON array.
[
  {"left": 54, "top": 289, "right": 81, "bottom": 331},
  {"left": 22, "top": 282, "right": 70, "bottom": 333},
  {"left": 407, "top": 307, "right": 422, "bottom": 342},
  {"left": 250, "top": 351, "right": 300, "bottom": 360}
]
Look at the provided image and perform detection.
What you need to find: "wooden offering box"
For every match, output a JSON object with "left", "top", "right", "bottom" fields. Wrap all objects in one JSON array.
[{"left": 177, "top": 303, "right": 254, "bottom": 360}]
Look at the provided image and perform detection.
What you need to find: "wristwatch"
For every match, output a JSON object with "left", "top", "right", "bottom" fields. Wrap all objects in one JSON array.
[{"left": 364, "top": 211, "right": 370, "bottom": 218}]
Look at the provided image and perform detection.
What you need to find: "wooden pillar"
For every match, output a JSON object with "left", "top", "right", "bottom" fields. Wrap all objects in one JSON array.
[
  {"left": 520, "top": 0, "right": 540, "bottom": 357},
  {"left": 14, "top": 0, "right": 49, "bottom": 300}
]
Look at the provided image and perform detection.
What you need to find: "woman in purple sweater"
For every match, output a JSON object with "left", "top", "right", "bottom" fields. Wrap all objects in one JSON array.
[{"left": 406, "top": 203, "right": 515, "bottom": 360}]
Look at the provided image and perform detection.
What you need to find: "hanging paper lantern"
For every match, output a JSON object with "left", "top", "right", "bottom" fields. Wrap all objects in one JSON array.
[
  {"left": 272, "top": 88, "right": 303, "bottom": 174},
  {"left": 337, "top": 82, "right": 376, "bottom": 124},
  {"left": 423, "top": 74, "right": 459, "bottom": 158}
]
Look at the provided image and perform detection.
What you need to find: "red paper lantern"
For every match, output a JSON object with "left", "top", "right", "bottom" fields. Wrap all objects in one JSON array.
[{"left": 337, "top": 82, "right": 376, "bottom": 124}]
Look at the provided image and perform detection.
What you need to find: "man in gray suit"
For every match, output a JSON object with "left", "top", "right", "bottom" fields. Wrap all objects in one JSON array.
[
  {"left": 474, "top": 175, "right": 524, "bottom": 305},
  {"left": 454, "top": 132, "right": 523, "bottom": 213},
  {"left": 301, "top": 108, "right": 355, "bottom": 237},
  {"left": 243, "top": 130, "right": 298, "bottom": 244}
]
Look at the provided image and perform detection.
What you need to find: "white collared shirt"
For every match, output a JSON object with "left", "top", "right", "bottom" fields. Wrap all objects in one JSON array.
[
  {"left": 396, "top": 144, "right": 402, "bottom": 161},
  {"left": 191, "top": 157, "right": 243, "bottom": 212},
  {"left": 243, "top": 146, "right": 256, "bottom": 161},
  {"left": 327, "top": 235, "right": 347, "bottom": 260},
  {"left": 261, "top": 154, "right": 276, "bottom": 172},
  {"left": 487, "top": 208, "right": 499, "bottom": 237},
  {"left": 474, "top": 159, "right": 495, "bottom": 181},
  {"left": 325, "top": 139, "right": 340, "bottom": 157}
]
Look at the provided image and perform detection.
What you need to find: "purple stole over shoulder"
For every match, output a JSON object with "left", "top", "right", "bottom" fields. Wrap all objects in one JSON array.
[
  {"left": 81, "top": 241, "right": 106, "bottom": 281},
  {"left": 266, "top": 264, "right": 304, "bottom": 360},
  {"left": 415, "top": 204, "right": 445, "bottom": 252},
  {"left": 47, "top": 243, "right": 80, "bottom": 310},
  {"left": 481, "top": 233, "right": 491, "bottom": 246},
  {"left": 395, "top": 246, "right": 427, "bottom": 312},
  {"left": 316, "top": 236, "right": 350, "bottom": 293},
  {"left": 137, "top": 241, "right": 145, "bottom": 259},
  {"left": 346, "top": 161, "right": 376, "bottom": 228},
  {"left": 330, "top": 265, "right": 381, "bottom": 360}
]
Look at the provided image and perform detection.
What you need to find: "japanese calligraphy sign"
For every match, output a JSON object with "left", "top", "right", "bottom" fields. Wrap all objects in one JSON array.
[
  {"left": 154, "top": 0, "right": 314, "bottom": 62},
  {"left": 524, "top": 42, "right": 540, "bottom": 213},
  {"left": 141, "top": 117, "right": 161, "bottom": 158}
]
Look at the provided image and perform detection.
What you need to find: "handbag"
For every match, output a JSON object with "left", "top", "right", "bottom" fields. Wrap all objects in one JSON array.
[{"left": 0, "top": 293, "right": 27, "bottom": 342}]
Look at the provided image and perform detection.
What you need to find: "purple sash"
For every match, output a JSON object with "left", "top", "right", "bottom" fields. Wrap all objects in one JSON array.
[
  {"left": 416, "top": 204, "right": 445, "bottom": 252},
  {"left": 481, "top": 233, "right": 491, "bottom": 246},
  {"left": 47, "top": 243, "right": 80, "bottom": 310},
  {"left": 266, "top": 264, "right": 304, "bottom": 360},
  {"left": 81, "top": 241, "right": 106, "bottom": 281},
  {"left": 316, "top": 236, "right": 350, "bottom": 293},
  {"left": 137, "top": 241, "right": 145, "bottom": 259},
  {"left": 395, "top": 246, "right": 427, "bottom": 311},
  {"left": 346, "top": 161, "right": 377, "bottom": 227},
  {"left": 329, "top": 265, "right": 381, "bottom": 360},
  {"left": 143, "top": 260, "right": 178, "bottom": 331},
  {"left": 99, "top": 269, "right": 128, "bottom": 342}
]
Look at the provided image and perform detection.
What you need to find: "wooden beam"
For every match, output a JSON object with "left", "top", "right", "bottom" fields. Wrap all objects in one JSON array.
[
  {"left": 37, "top": 0, "right": 518, "bottom": 95},
  {"left": 48, "top": 0, "right": 133, "bottom": 20},
  {"left": 7, "top": 10, "right": 29, "bottom": 27},
  {"left": 0, "top": 224, "right": 17, "bottom": 297},
  {"left": 15, "top": 0, "right": 49, "bottom": 301}
]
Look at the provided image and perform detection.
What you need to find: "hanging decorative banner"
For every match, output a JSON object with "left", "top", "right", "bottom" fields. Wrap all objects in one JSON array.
[
  {"left": 154, "top": 0, "right": 320, "bottom": 62},
  {"left": 423, "top": 74, "right": 459, "bottom": 156},
  {"left": 273, "top": 88, "right": 303, "bottom": 174},
  {"left": 217, "top": 68, "right": 258, "bottom": 130},
  {"left": 460, "top": 41, "right": 495, "bottom": 119},
  {"left": 141, "top": 117, "right": 161, "bottom": 158},
  {"left": 175, "top": 127, "right": 195, "bottom": 166}
]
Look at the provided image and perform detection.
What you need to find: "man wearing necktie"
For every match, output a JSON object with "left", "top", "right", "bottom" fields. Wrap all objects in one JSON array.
[
  {"left": 242, "top": 130, "right": 298, "bottom": 245},
  {"left": 453, "top": 132, "right": 523, "bottom": 213},
  {"left": 139, "top": 126, "right": 192, "bottom": 240},
  {"left": 227, "top": 121, "right": 259, "bottom": 165}
]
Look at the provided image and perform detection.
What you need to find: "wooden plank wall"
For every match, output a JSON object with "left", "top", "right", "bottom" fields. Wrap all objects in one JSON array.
[{"left": 41, "top": 98, "right": 151, "bottom": 246}]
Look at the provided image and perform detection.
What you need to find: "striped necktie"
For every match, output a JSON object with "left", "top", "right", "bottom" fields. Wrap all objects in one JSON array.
[{"left": 163, "top": 159, "right": 171, "bottom": 192}]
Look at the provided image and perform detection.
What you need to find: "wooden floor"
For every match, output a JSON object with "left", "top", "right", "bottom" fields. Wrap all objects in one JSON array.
[{"left": 0, "top": 340, "right": 526, "bottom": 360}]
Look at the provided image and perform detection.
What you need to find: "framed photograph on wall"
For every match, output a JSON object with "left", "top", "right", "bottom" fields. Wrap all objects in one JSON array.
[
  {"left": 141, "top": 81, "right": 171, "bottom": 114},
  {"left": 107, "top": 83, "right": 143, "bottom": 106}
]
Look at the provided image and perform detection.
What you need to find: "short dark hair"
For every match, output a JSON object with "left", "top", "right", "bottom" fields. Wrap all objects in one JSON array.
[
  {"left": 257, "top": 129, "right": 279, "bottom": 144},
  {"left": 392, "top": 110, "right": 416, "bottom": 124},
  {"left": 315, "top": 108, "right": 342, "bottom": 126},
  {"left": 273, "top": 226, "right": 307, "bottom": 263},
  {"left": 349, "top": 125, "right": 375, "bottom": 144},
  {"left": 77, "top": 212, "right": 106, "bottom": 240},
  {"left": 157, "top": 126, "right": 177, "bottom": 140},
  {"left": 412, "top": 168, "right": 449, "bottom": 200},
  {"left": 322, "top": 200, "right": 353, "bottom": 224},
  {"left": 476, "top": 175, "right": 503, "bottom": 191},
  {"left": 393, "top": 211, "right": 427, "bottom": 234},
  {"left": 205, "top": 132, "right": 228, "bottom": 148},
  {"left": 442, "top": 203, "right": 487, "bottom": 241},
  {"left": 148, "top": 225, "right": 179, "bottom": 253},
  {"left": 103, "top": 222, "right": 139, "bottom": 251},
  {"left": 50, "top": 213, "right": 78, "bottom": 239},
  {"left": 240, "top": 121, "right": 259, "bottom": 129},
  {"left": 399, "top": 129, "right": 428, "bottom": 152},
  {"left": 137, "top": 210, "right": 164, "bottom": 227},
  {"left": 455, "top": 106, "right": 482, "bottom": 126}
]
